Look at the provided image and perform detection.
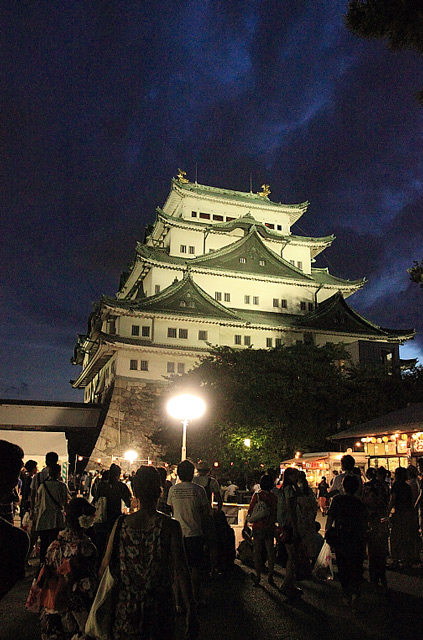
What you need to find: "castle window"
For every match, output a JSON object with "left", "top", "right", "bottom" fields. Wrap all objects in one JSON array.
[
  {"left": 281, "top": 299, "right": 287, "bottom": 309},
  {"left": 273, "top": 298, "right": 279, "bottom": 308},
  {"left": 259, "top": 260, "right": 266, "bottom": 266},
  {"left": 131, "top": 325, "right": 140, "bottom": 336},
  {"left": 215, "top": 292, "right": 222, "bottom": 301},
  {"left": 226, "top": 216, "right": 235, "bottom": 221},
  {"left": 191, "top": 211, "right": 197, "bottom": 217},
  {"left": 266, "top": 337, "right": 273, "bottom": 348},
  {"left": 224, "top": 293, "right": 231, "bottom": 302},
  {"left": 180, "top": 245, "right": 187, "bottom": 254},
  {"left": 234, "top": 335, "right": 242, "bottom": 345},
  {"left": 168, "top": 328, "right": 177, "bottom": 338},
  {"left": 109, "top": 320, "right": 116, "bottom": 334},
  {"left": 130, "top": 359, "right": 138, "bottom": 370},
  {"left": 265, "top": 223, "right": 274, "bottom": 229},
  {"left": 177, "top": 363, "right": 185, "bottom": 374},
  {"left": 300, "top": 301, "right": 307, "bottom": 311},
  {"left": 275, "top": 338, "right": 282, "bottom": 347},
  {"left": 277, "top": 225, "right": 282, "bottom": 231},
  {"left": 167, "top": 362, "right": 175, "bottom": 373},
  {"left": 244, "top": 336, "right": 251, "bottom": 346},
  {"left": 142, "top": 326, "right": 150, "bottom": 337},
  {"left": 188, "top": 301, "right": 195, "bottom": 308},
  {"left": 308, "top": 302, "right": 314, "bottom": 312},
  {"left": 253, "top": 296, "right": 259, "bottom": 305},
  {"left": 198, "top": 330, "right": 208, "bottom": 341},
  {"left": 297, "top": 261, "right": 303, "bottom": 270},
  {"left": 289, "top": 260, "right": 295, "bottom": 266},
  {"left": 155, "top": 285, "right": 160, "bottom": 294},
  {"left": 239, "top": 257, "right": 246, "bottom": 264},
  {"left": 189, "top": 246, "right": 195, "bottom": 254},
  {"left": 213, "top": 214, "right": 224, "bottom": 221},
  {"left": 179, "top": 328, "right": 188, "bottom": 339},
  {"left": 244, "top": 295, "right": 250, "bottom": 304},
  {"left": 140, "top": 360, "right": 149, "bottom": 371},
  {"left": 180, "top": 301, "right": 186, "bottom": 307},
  {"left": 199, "top": 212, "right": 210, "bottom": 219}
]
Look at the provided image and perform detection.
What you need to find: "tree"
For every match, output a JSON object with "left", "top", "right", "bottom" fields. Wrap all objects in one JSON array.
[
  {"left": 345, "top": 1, "right": 423, "bottom": 102},
  {"left": 407, "top": 259, "right": 423, "bottom": 287},
  {"left": 156, "top": 343, "right": 416, "bottom": 469},
  {"left": 163, "top": 343, "right": 349, "bottom": 467}
]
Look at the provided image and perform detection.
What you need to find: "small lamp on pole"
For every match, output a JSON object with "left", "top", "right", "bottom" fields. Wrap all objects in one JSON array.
[{"left": 166, "top": 393, "right": 206, "bottom": 461}]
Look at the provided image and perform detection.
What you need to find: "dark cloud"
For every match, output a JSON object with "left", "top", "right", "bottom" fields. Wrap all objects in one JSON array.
[{"left": 1, "top": 2, "right": 423, "bottom": 400}]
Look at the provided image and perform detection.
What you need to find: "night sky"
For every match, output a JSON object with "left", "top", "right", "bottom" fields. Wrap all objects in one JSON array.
[{"left": 2, "top": 1, "right": 422, "bottom": 402}]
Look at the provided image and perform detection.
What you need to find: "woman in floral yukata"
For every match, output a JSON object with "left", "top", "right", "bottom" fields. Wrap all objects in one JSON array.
[
  {"left": 40, "top": 497, "right": 97, "bottom": 640},
  {"left": 103, "top": 465, "right": 198, "bottom": 640}
]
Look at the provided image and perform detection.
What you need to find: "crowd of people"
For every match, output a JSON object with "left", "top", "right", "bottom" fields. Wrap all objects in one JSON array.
[
  {"left": 1, "top": 439, "right": 423, "bottom": 639},
  {"left": 244, "top": 453, "right": 422, "bottom": 607}
]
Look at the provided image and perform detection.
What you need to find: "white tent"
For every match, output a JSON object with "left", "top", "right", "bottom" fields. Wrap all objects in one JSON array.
[{"left": 0, "top": 430, "right": 69, "bottom": 479}]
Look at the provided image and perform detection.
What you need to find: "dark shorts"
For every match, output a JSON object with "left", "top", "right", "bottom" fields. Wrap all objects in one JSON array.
[{"left": 183, "top": 535, "right": 205, "bottom": 569}]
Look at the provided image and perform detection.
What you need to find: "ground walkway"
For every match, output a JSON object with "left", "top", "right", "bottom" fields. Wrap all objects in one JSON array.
[{"left": 1, "top": 553, "right": 422, "bottom": 640}]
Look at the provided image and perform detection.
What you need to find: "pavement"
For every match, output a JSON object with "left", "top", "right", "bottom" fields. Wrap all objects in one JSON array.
[{"left": 1, "top": 516, "right": 422, "bottom": 640}]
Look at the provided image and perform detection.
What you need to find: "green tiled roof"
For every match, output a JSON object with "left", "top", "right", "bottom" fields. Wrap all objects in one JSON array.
[
  {"left": 138, "top": 228, "right": 315, "bottom": 281},
  {"left": 104, "top": 272, "right": 238, "bottom": 319},
  {"left": 296, "top": 292, "right": 414, "bottom": 338},
  {"left": 311, "top": 268, "right": 365, "bottom": 288},
  {"left": 136, "top": 233, "right": 360, "bottom": 289},
  {"left": 155, "top": 208, "right": 334, "bottom": 249},
  {"left": 173, "top": 178, "right": 309, "bottom": 210},
  {"left": 102, "top": 285, "right": 414, "bottom": 340}
]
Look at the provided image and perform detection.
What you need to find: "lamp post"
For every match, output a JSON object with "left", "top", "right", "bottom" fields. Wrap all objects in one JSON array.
[
  {"left": 124, "top": 449, "right": 138, "bottom": 473},
  {"left": 167, "top": 393, "right": 206, "bottom": 461}
]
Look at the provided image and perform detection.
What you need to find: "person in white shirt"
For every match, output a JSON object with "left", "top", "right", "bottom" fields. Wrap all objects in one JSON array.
[
  {"left": 167, "top": 460, "right": 210, "bottom": 602},
  {"left": 192, "top": 461, "right": 223, "bottom": 510},
  {"left": 328, "top": 455, "right": 362, "bottom": 498}
]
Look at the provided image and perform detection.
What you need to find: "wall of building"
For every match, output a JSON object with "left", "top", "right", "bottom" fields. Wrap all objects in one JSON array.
[{"left": 89, "top": 376, "right": 167, "bottom": 468}]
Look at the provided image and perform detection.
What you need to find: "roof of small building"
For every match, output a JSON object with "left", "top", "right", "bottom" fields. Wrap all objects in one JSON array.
[{"left": 330, "top": 403, "right": 423, "bottom": 439}]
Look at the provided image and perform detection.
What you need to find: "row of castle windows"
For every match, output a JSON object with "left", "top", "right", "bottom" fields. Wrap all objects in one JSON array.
[
  {"left": 129, "top": 359, "right": 185, "bottom": 374},
  {"left": 190, "top": 211, "right": 284, "bottom": 232}
]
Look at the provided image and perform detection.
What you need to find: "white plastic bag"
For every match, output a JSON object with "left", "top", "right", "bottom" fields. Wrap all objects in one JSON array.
[{"left": 312, "top": 541, "right": 334, "bottom": 580}]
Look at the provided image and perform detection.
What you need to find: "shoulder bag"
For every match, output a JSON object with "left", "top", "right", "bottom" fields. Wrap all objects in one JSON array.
[
  {"left": 85, "top": 515, "right": 124, "bottom": 640},
  {"left": 247, "top": 493, "right": 271, "bottom": 523}
]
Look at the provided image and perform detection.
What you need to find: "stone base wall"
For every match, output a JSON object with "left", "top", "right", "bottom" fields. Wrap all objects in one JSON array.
[{"left": 88, "top": 376, "right": 168, "bottom": 469}]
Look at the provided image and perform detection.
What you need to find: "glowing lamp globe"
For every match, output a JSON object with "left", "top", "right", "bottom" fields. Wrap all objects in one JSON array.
[
  {"left": 167, "top": 394, "right": 206, "bottom": 421},
  {"left": 124, "top": 450, "right": 138, "bottom": 464}
]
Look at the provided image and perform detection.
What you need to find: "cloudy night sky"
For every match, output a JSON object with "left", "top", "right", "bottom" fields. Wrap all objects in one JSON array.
[{"left": 1, "top": 1, "right": 422, "bottom": 402}]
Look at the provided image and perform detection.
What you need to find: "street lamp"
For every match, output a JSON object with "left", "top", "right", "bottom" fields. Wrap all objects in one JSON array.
[
  {"left": 124, "top": 450, "right": 138, "bottom": 465},
  {"left": 167, "top": 393, "right": 206, "bottom": 461}
]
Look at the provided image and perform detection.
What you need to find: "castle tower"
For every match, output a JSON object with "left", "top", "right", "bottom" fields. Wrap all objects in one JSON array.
[{"left": 71, "top": 175, "right": 414, "bottom": 464}]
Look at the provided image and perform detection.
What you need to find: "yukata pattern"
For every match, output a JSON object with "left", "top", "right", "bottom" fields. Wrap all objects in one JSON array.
[
  {"left": 111, "top": 517, "right": 175, "bottom": 640},
  {"left": 39, "top": 528, "right": 97, "bottom": 640}
]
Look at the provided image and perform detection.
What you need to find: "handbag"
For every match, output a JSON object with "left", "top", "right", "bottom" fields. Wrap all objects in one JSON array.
[
  {"left": 247, "top": 493, "right": 271, "bottom": 523},
  {"left": 85, "top": 515, "right": 124, "bottom": 640},
  {"left": 93, "top": 496, "right": 108, "bottom": 524}
]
